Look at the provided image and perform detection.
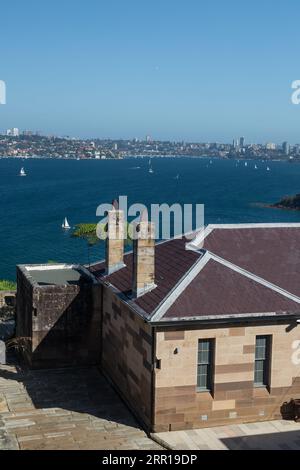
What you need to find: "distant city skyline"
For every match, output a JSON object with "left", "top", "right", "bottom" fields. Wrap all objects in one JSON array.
[
  {"left": 1, "top": 128, "right": 298, "bottom": 147},
  {"left": 2, "top": 130, "right": 299, "bottom": 161},
  {"left": 1, "top": 1, "right": 300, "bottom": 143}
]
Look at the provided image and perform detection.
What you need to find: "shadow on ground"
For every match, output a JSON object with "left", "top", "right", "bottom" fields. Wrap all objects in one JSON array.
[
  {"left": 0, "top": 353, "right": 139, "bottom": 429},
  {"left": 221, "top": 429, "right": 300, "bottom": 450}
]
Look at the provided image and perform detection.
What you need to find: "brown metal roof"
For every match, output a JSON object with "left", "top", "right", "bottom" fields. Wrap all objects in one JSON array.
[
  {"left": 204, "top": 227, "right": 300, "bottom": 298},
  {"left": 162, "top": 258, "right": 300, "bottom": 319},
  {"left": 89, "top": 225, "right": 300, "bottom": 322},
  {"left": 89, "top": 237, "right": 200, "bottom": 315}
]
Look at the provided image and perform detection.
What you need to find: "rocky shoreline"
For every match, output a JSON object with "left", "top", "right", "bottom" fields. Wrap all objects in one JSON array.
[{"left": 270, "top": 193, "right": 300, "bottom": 211}]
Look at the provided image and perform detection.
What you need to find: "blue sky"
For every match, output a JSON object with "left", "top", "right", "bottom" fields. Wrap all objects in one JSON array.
[{"left": 1, "top": 0, "right": 300, "bottom": 142}]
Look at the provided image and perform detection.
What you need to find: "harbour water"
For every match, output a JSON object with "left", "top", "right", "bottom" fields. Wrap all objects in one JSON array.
[{"left": 1, "top": 157, "right": 300, "bottom": 280}]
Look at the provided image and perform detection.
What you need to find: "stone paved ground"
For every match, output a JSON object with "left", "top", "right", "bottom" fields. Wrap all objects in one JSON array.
[
  {"left": 0, "top": 361, "right": 161, "bottom": 450},
  {"left": 155, "top": 420, "right": 300, "bottom": 450}
]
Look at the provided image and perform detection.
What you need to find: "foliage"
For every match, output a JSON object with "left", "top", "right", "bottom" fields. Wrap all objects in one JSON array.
[
  {"left": 72, "top": 223, "right": 99, "bottom": 246},
  {"left": 72, "top": 222, "right": 133, "bottom": 246},
  {"left": 274, "top": 193, "right": 300, "bottom": 210},
  {"left": 0, "top": 280, "right": 17, "bottom": 291}
]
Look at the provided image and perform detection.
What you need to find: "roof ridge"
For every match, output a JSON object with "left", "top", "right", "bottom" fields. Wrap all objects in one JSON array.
[
  {"left": 186, "top": 222, "right": 300, "bottom": 252},
  {"left": 209, "top": 252, "right": 300, "bottom": 305},
  {"left": 150, "top": 251, "right": 211, "bottom": 322},
  {"left": 151, "top": 249, "right": 300, "bottom": 323}
]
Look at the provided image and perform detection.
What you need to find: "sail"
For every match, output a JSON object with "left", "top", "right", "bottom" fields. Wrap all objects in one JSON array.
[
  {"left": 149, "top": 158, "right": 154, "bottom": 173},
  {"left": 62, "top": 218, "right": 70, "bottom": 229}
]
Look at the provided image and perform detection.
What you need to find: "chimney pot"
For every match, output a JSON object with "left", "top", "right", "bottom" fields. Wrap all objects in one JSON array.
[
  {"left": 112, "top": 199, "right": 119, "bottom": 210},
  {"left": 132, "top": 212, "right": 156, "bottom": 298},
  {"left": 105, "top": 200, "right": 125, "bottom": 274}
]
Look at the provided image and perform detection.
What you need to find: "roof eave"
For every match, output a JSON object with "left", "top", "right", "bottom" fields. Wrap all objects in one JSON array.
[{"left": 151, "top": 311, "right": 300, "bottom": 327}]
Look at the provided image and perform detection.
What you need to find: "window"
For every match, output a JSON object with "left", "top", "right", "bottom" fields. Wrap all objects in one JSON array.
[
  {"left": 197, "top": 339, "right": 214, "bottom": 392},
  {"left": 254, "top": 335, "right": 271, "bottom": 387}
]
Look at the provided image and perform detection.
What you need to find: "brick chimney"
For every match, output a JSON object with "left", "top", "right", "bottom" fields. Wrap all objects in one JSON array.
[
  {"left": 105, "top": 199, "right": 125, "bottom": 274},
  {"left": 132, "top": 209, "right": 156, "bottom": 298}
]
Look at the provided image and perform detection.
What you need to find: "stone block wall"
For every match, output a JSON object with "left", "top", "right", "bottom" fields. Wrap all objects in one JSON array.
[
  {"left": 153, "top": 322, "right": 300, "bottom": 432},
  {"left": 16, "top": 267, "right": 102, "bottom": 368},
  {"left": 101, "top": 287, "right": 153, "bottom": 429},
  {"left": 16, "top": 268, "right": 34, "bottom": 362}
]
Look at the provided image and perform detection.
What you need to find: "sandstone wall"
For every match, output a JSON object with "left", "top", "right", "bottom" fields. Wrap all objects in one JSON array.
[
  {"left": 101, "top": 287, "right": 153, "bottom": 429},
  {"left": 16, "top": 267, "right": 102, "bottom": 368},
  {"left": 154, "top": 323, "right": 300, "bottom": 431}
]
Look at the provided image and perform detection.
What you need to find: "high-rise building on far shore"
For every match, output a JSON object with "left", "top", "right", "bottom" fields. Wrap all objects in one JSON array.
[
  {"left": 266, "top": 142, "right": 276, "bottom": 150},
  {"left": 6, "top": 127, "right": 19, "bottom": 137},
  {"left": 282, "top": 141, "right": 290, "bottom": 155},
  {"left": 232, "top": 138, "right": 238, "bottom": 149},
  {"left": 22, "top": 130, "right": 34, "bottom": 136}
]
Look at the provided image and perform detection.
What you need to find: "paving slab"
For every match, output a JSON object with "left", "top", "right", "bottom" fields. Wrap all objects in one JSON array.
[
  {"left": 0, "top": 360, "right": 161, "bottom": 450},
  {"left": 154, "top": 420, "right": 300, "bottom": 450}
]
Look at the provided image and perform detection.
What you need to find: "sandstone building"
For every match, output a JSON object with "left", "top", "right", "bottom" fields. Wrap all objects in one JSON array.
[{"left": 16, "top": 210, "right": 300, "bottom": 432}]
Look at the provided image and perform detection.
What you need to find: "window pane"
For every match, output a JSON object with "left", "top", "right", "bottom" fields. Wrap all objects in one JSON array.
[
  {"left": 198, "top": 340, "right": 211, "bottom": 364},
  {"left": 256, "top": 337, "right": 267, "bottom": 348},
  {"left": 255, "top": 338, "right": 266, "bottom": 359},
  {"left": 255, "top": 346, "right": 266, "bottom": 360},
  {"left": 199, "top": 340, "right": 210, "bottom": 351},
  {"left": 254, "top": 366, "right": 264, "bottom": 385},
  {"left": 199, "top": 349, "right": 210, "bottom": 364},
  {"left": 198, "top": 374, "right": 207, "bottom": 389},
  {"left": 198, "top": 364, "right": 207, "bottom": 376}
]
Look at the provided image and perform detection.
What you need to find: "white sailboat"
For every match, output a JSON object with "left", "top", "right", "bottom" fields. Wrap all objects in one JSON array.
[
  {"left": 254, "top": 164, "right": 258, "bottom": 169},
  {"left": 149, "top": 159, "right": 154, "bottom": 174},
  {"left": 19, "top": 167, "right": 26, "bottom": 176},
  {"left": 267, "top": 166, "right": 270, "bottom": 171},
  {"left": 62, "top": 217, "right": 71, "bottom": 229},
  {"left": 244, "top": 162, "right": 248, "bottom": 167}
]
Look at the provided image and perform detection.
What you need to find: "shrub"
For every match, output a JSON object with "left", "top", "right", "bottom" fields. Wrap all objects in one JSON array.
[{"left": 0, "top": 280, "right": 17, "bottom": 291}]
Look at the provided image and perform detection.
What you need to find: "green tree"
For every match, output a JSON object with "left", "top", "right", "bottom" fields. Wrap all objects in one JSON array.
[{"left": 72, "top": 222, "right": 132, "bottom": 266}]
